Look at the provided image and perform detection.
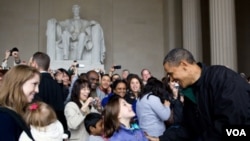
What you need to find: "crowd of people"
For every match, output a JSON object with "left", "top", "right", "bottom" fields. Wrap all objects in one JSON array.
[{"left": 0, "top": 48, "right": 250, "bottom": 141}]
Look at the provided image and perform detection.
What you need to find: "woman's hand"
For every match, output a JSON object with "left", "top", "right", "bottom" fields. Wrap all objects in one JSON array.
[
  {"left": 85, "top": 97, "right": 94, "bottom": 105},
  {"left": 145, "top": 132, "right": 160, "bottom": 141},
  {"left": 146, "top": 136, "right": 159, "bottom": 141},
  {"left": 164, "top": 100, "right": 170, "bottom": 107},
  {"left": 4, "top": 50, "right": 10, "bottom": 60},
  {"left": 81, "top": 97, "right": 94, "bottom": 113},
  {"left": 92, "top": 97, "right": 103, "bottom": 112}
]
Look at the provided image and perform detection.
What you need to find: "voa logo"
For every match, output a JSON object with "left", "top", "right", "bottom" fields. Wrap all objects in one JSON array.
[{"left": 226, "top": 129, "right": 246, "bottom": 136}]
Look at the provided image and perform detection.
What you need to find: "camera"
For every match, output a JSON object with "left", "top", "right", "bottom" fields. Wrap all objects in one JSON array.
[
  {"left": 73, "top": 60, "right": 85, "bottom": 68},
  {"left": 75, "top": 64, "right": 85, "bottom": 68},
  {"left": 91, "top": 99, "right": 97, "bottom": 106},
  {"left": 9, "top": 47, "right": 19, "bottom": 56},
  {"left": 113, "top": 65, "right": 121, "bottom": 69},
  {"left": 174, "top": 83, "right": 180, "bottom": 89}
]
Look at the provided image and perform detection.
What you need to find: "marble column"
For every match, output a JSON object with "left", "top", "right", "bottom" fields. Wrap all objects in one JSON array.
[
  {"left": 210, "top": 0, "right": 237, "bottom": 71},
  {"left": 163, "top": 0, "right": 182, "bottom": 52},
  {"left": 166, "top": 0, "right": 176, "bottom": 50},
  {"left": 182, "top": 0, "right": 202, "bottom": 62}
]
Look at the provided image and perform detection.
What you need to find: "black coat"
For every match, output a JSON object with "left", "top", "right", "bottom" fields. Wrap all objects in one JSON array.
[
  {"left": 33, "top": 72, "right": 68, "bottom": 131},
  {"left": 184, "top": 63, "right": 250, "bottom": 141},
  {"left": 159, "top": 63, "right": 250, "bottom": 141}
]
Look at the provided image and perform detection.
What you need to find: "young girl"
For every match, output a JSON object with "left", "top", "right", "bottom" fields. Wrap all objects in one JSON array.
[
  {"left": 19, "top": 101, "right": 68, "bottom": 141},
  {"left": 103, "top": 95, "right": 148, "bottom": 141}
]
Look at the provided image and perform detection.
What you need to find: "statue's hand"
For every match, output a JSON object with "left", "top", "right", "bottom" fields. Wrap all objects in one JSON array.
[
  {"left": 100, "top": 54, "right": 105, "bottom": 64},
  {"left": 86, "top": 41, "right": 93, "bottom": 50},
  {"left": 63, "top": 54, "right": 68, "bottom": 60},
  {"left": 56, "top": 39, "right": 63, "bottom": 48},
  {"left": 90, "top": 20, "right": 97, "bottom": 26}
]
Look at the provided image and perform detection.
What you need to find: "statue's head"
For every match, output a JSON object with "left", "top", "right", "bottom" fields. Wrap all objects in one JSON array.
[{"left": 72, "top": 5, "right": 80, "bottom": 16}]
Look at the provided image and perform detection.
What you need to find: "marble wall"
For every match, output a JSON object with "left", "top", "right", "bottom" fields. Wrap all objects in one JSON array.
[{"left": 0, "top": 0, "right": 167, "bottom": 79}]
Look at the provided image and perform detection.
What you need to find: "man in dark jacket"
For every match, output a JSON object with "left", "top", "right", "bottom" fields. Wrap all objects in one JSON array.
[
  {"left": 147, "top": 48, "right": 250, "bottom": 141},
  {"left": 30, "top": 52, "right": 69, "bottom": 136}
]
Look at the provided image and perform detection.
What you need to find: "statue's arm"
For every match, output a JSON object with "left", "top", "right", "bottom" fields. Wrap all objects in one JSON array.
[
  {"left": 83, "top": 22, "right": 94, "bottom": 50},
  {"left": 56, "top": 20, "right": 70, "bottom": 43},
  {"left": 95, "top": 23, "right": 106, "bottom": 63},
  {"left": 56, "top": 24, "right": 62, "bottom": 43},
  {"left": 46, "top": 18, "right": 57, "bottom": 60},
  {"left": 58, "top": 20, "right": 70, "bottom": 28},
  {"left": 46, "top": 18, "right": 57, "bottom": 37}
]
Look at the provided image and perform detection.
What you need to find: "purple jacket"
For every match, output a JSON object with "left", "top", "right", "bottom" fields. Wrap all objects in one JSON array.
[{"left": 109, "top": 125, "right": 148, "bottom": 141}]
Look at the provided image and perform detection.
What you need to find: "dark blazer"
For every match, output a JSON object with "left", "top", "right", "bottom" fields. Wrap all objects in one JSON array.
[
  {"left": 183, "top": 63, "right": 250, "bottom": 141},
  {"left": 159, "top": 63, "right": 250, "bottom": 141},
  {"left": 33, "top": 72, "right": 68, "bottom": 132}
]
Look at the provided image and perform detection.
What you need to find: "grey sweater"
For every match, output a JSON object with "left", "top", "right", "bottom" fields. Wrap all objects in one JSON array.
[{"left": 136, "top": 93, "right": 170, "bottom": 137}]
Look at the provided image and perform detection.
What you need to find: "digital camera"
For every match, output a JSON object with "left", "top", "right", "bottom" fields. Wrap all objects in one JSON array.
[
  {"left": 113, "top": 65, "right": 121, "bottom": 69},
  {"left": 9, "top": 47, "right": 19, "bottom": 56}
]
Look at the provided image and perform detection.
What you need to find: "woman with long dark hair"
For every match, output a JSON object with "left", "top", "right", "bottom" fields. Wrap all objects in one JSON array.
[
  {"left": 64, "top": 79, "right": 102, "bottom": 141},
  {"left": 136, "top": 77, "right": 171, "bottom": 137}
]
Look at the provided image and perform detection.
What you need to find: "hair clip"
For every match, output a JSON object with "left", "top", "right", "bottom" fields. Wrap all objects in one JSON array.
[{"left": 29, "top": 103, "right": 38, "bottom": 111}]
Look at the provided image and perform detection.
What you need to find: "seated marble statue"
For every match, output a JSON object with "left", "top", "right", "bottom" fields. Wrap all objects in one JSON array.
[{"left": 46, "top": 4, "right": 105, "bottom": 64}]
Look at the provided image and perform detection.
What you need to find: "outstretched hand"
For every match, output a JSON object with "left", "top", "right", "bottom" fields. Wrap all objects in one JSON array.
[
  {"left": 146, "top": 135, "right": 160, "bottom": 141},
  {"left": 5, "top": 50, "right": 10, "bottom": 58},
  {"left": 144, "top": 132, "right": 160, "bottom": 141}
]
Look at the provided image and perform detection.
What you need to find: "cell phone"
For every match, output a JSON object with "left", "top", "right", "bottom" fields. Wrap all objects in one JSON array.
[
  {"left": 76, "top": 64, "right": 85, "bottom": 68},
  {"left": 9, "top": 47, "right": 19, "bottom": 56},
  {"left": 174, "top": 83, "right": 179, "bottom": 89},
  {"left": 113, "top": 65, "right": 121, "bottom": 69}
]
